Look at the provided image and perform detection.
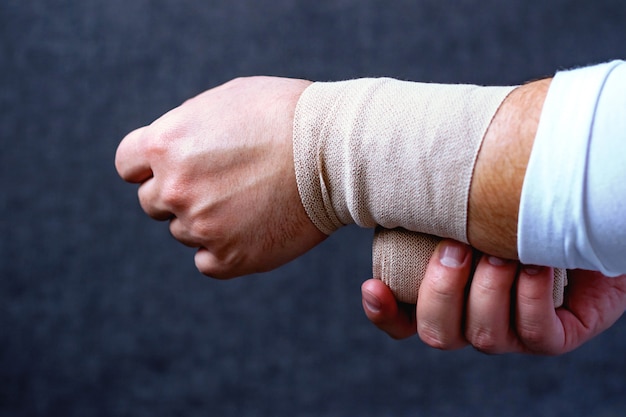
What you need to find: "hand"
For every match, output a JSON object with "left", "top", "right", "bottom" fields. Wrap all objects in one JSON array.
[
  {"left": 361, "top": 240, "right": 626, "bottom": 355},
  {"left": 115, "top": 76, "right": 326, "bottom": 278}
]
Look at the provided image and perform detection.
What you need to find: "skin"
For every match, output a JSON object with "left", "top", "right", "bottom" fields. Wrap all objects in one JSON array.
[
  {"left": 115, "top": 75, "right": 626, "bottom": 355},
  {"left": 362, "top": 79, "right": 626, "bottom": 354},
  {"left": 361, "top": 241, "right": 626, "bottom": 355},
  {"left": 115, "top": 76, "right": 545, "bottom": 277},
  {"left": 467, "top": 78, "right": 553, "bottom": 259},
  {"left": 115, "top": 77, "right": 325, "bottom": 278}
]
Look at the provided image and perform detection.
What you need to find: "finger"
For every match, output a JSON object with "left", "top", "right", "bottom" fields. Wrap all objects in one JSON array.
[
  {"left": 361, "top": 279, "right": 417, "bottom": 340},
  {"left": 169, "top": 217, "right": 202, "bottom": 248},
  {"left": 115, "top": 126, "right": 153, "bottom": 183},
  {"left": 194, "top": 247, "right": 239, "bottom": 280},
  {"left": 465, "top": 255, "right": 521, "bottom": 354},
  {"left": 137, "top": 178, "right": 174, "bottom": 221},
  {"left": 416, "top": 240, "right": 472, "bottom": 350},
  {"left": 515, "top": 266, "right": 565, "bottom": 354}
]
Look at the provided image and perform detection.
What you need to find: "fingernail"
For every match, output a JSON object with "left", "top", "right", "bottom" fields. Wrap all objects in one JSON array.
[
  {"left": 362, "top": 290, "right": 382, "bottom": 314},
  {"left": 488, "top": 256, "right": 510, "bottom": 266},
  {"left": 439, "top": 242, "right": 467, "bottom": 268},
  {"left": 523, "top": 265, "right": 544, "bottom": 275}
]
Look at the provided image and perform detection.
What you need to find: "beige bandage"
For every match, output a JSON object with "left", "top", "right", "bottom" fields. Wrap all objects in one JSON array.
[
  {"left": 293, "top": 78, "right": 567, "bottom": 308},
  {"left": 293, "top": 78, "right": 515, "bottom": 242},
  {"left": 373, "top": 228, "right": 568, "bottom": 307}
]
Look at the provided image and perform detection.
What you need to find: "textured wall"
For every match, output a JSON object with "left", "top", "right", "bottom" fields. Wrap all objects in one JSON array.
[{"left": 2, "top": 1, "right": 626, "bottom": 416}]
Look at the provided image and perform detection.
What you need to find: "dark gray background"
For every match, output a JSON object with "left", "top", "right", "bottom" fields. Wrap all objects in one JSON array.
[{"left": 2, "top": 1, "right": 626, "bottom": 416}]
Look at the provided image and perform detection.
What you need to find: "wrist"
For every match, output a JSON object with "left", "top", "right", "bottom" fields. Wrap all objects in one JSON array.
[{"left": 467, "top": 78, "right": 552, "bottom": 259}]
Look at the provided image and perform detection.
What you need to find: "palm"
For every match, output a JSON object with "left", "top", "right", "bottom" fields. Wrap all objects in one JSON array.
[{"left": 554, "top": 270, "right": 626, "bottom": 354}]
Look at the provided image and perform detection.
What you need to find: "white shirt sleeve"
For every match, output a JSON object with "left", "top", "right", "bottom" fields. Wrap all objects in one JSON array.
[{"left": 518, "top": 60, "right": 626, "bottom": 276}]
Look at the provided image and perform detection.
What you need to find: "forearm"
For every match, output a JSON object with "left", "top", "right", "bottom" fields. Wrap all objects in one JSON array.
[
  {"left": 517, "top": 60, "right": 626, "bottom": 275},
  {"left": 471, "top": 59, "right": 626, "bottom": 275},
  {"left": 467, "top": 78, "right": 551, "bottom": 259}
]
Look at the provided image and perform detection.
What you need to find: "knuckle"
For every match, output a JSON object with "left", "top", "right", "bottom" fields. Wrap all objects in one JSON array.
[
  {"left": 428, "top": 275, "right": 462, "bottom": 302},
  {"left": 468, "top": 329, "right": 499, "bottom": 354},
  {"left": 191, "top": 218, "right": 220, "bottom": 242},
  {"left": 195, "top": 248, "right": 244, "bottom": 280},
  {"left": 516, "top": 322, "right": 557, "bottom": 354},
  {"left": 160, "top": 181, "right": 186, "bottom": 210},
  {"left": 517, "top": 326, "right": 545, "bottom": 349},
  {"left": 137, "top": 194, "right": 154, "bottom": 217},
  {"left": 196, "top": 257, "right": 229, "bottom": 279},
  {"left": 138, "top": 192, "right": 167, "bottom": 221},
  {"left": 143, "top": 126, "right": 170, "bottom": 158},
  {"left": 418, "top": 323, "right": 455, "bottom": 350}
]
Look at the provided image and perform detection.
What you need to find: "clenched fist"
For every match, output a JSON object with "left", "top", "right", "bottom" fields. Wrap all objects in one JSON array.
[{"left": 115, "top": 76, "right": 326, "bottom": 278}]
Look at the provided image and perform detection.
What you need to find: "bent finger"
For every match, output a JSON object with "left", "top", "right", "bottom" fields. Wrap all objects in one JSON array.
[
  {"left": 137, "top": 179, "right": 174, "bottom": 221},
  {"left": 169, "top": 217, "right": 202, "bottom": 248},
  {"left": 361, "top": 279, "right": 417, "bottom": 340},
  {"left": 115, "top": 126, "right": 153, "bottom": 183},
  {"left": 194, "top": 247, "right": 243, "bottom": 280},
  {"left": 416, "top": 240, "right": 472, "bottom": 350},
  {"left": 515, "top": 266, "right": 565, "bottom": 354},
  {"left": 465, "top": 255, "right": 521, "bottom": 354}
]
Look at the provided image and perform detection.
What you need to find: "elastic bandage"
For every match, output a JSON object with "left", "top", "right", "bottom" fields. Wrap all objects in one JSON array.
[
  {"left": 373, "top": 228, "right": 568, "bottom": 307},
  {"left": 294, "top": 78, "right": 513, "bottom": 240},
  {"left": 293, "top": 78, "right": 562, "bottom": 306}
]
